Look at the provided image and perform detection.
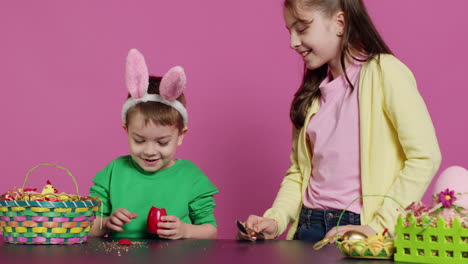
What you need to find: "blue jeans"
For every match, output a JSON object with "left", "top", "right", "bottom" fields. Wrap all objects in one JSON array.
[{"left": 293, "top": 207, "right": 361, "bottom": 243}]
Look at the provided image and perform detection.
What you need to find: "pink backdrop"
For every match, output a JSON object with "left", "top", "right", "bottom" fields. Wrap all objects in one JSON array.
[{"left": 1, "top": 0, "right": 466, "bottom": 239}]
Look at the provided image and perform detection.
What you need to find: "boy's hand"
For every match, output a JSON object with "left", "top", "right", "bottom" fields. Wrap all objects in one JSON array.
[
  {"left": 106, "top": 208, "right": 138, "bottom": 232},
  {"left": 157, "top": 215, "right": 188, "bottom": 239},
  {"left": 237, "top": 215, "right": 277, "bottom": 241}
]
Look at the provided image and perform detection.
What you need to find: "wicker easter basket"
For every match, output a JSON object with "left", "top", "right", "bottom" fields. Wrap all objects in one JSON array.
[
  {"left": 336, "top": 236, "right": 394, "bottom": 259},
  {"left": 333, "top": 195, "right": 401, "bottom": 259},
  {"left": 0, "top": 164, "right": 101, "bottom": 244}
]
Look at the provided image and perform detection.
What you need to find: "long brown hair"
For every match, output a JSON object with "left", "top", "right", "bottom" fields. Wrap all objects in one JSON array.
[{"left": 285, "top": 0, "right": 392, "bottom": 128}]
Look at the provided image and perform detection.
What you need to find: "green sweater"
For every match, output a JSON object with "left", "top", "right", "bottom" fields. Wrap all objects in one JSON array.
[{"left": 90, "top": 156, "right": 218, "bottom": 238}]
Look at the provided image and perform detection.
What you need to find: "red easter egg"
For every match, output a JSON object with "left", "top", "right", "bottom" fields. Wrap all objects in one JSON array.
[
  {"left": 147, "top": 206, "right": 167, "bottom": 233},
  {"left": 118, "top": 238, "right": 133, "bottom": 245}
]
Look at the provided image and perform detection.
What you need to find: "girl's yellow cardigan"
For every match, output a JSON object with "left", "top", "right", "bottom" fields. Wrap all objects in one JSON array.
[{"left": 264, "top": 54, "right": 441, "bottom": 239}]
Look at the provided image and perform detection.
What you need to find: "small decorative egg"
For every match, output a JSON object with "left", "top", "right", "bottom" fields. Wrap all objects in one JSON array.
[
  {"left": 147, "top": 206, "right": 167, "bottom": 234},
  {"left": 353, "top": 241, "right": 366, "bottom": 253},
  {"left": 342, "top": 230, "right": 367, "bottom": 241}
]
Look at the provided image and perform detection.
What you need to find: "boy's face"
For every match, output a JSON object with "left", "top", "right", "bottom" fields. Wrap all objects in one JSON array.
[{"left": 124, "top": 111, "right": 186, "bottom": 172}]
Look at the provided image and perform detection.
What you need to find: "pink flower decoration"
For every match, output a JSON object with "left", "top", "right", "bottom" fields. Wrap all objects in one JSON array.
[
  {"left": 404, "top": 201, "right": 429, "bottom": 217},
  {"left": 438, "top": 188, "right": 457, "bottom": 207}
]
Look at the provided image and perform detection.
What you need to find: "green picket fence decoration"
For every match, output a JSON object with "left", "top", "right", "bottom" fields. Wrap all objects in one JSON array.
[{"left": 394, "top": 215, "right": 468, "bottom": 263}]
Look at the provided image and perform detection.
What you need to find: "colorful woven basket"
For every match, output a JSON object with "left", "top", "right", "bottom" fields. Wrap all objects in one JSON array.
[
  {"left": 394, "top": 215, "right": 468, "bottom": 263},
  {"left": 0, "top": 164, "right": 101, "bottom": 244},
  {"left": 336, "top": 236, "right": 394, "bottom": 259},
  {"left": 328, "top": 195, "right": 402, "bottom": 259}
]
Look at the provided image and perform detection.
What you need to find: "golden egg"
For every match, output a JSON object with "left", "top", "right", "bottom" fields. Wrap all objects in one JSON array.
[{"left": 342, "top": 230, "right": 367, "bottom": 241}]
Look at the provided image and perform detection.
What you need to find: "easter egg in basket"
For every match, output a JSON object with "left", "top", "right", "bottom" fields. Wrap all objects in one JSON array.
[{"left": 337, "top": 229, "right": 394, "bottom": 259}]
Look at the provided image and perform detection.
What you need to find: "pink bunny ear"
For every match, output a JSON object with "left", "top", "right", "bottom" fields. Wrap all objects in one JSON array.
[
  {"left": 125, "top": 49, "right": 149, "bottom": 99},
  {"left": 160, "top": 66, "right": 186, "bottom": 100}
]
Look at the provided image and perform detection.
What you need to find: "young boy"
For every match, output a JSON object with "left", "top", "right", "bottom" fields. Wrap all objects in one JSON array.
[{"left": 89, "top": 49, "right": 218, "bottom": 239}]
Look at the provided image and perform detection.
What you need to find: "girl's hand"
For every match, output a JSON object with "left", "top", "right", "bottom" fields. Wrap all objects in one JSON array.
[
  {"left": 324, "top": 224, "right": 376, "bottom": 243},
  {"left": 106, "top": 208, "right": 138, "bottom": 232},
  {"left": 157, "top": 215, "right": 188, "bottom": 239},
  {"left": 237, "top": 215, "right": 278, "bottom": 241}
]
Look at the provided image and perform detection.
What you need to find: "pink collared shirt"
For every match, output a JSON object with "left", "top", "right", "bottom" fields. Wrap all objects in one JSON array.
[{"left": 303, "top": 61, "right": 363, "bottom": 214}]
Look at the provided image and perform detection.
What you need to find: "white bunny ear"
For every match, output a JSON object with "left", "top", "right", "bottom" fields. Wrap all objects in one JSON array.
[
  {"left": 125, "top": 49, "right": 149, "bottom": 99},
  {"left": 160, "top": 66, "right": 186, "bottom": 101}
]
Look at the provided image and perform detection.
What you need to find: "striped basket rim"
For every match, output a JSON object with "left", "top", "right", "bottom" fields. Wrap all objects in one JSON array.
[{"left": 0, "top": 200, "right": 100, "bottom": 208}]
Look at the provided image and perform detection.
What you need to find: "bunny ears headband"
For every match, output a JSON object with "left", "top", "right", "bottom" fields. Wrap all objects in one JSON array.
[{"left": 121, "top": 49, "right": 188, "bottom": 125}]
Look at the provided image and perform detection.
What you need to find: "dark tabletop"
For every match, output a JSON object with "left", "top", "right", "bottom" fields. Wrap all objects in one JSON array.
[{"left": 0, "top": 238, "right": 412, "bottom": 264}]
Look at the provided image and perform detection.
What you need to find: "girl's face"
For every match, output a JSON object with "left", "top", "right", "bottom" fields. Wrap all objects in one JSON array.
[
  {"left": 124, "top": 111, "right": 185, "bottom": 172},
  {"left": 284, "top": 6, "right": 344, "bottom": 75}
]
